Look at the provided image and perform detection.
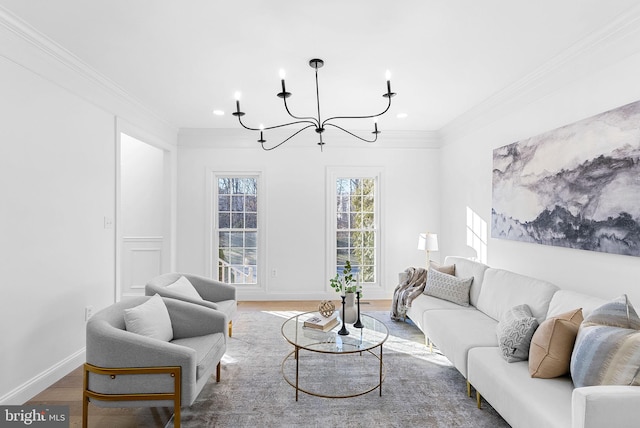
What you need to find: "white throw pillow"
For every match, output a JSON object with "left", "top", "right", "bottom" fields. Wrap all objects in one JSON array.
[
  {"left": 124, "top": 294, "right": 173, "bottom": 341},
  {"left": 423, "top": 268, "right": 473, "bottom": 306},
  {"left": 166, "top": 276, "right": 202, "bottom": 300}
]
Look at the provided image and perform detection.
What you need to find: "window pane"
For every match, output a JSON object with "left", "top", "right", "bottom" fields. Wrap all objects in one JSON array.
[
  {"left": 245, "top": 249, "right": 257, "bottom": 265},
  {"left": 218, "top": 213, "right": 230, "bottom": 229},
  {"left": 232, "top": 195, "right": 244, "bottom": 211},
  {"left": 231, "top": 213, "right": 244, "bottom": 228},
  {"left": 337, "top": 249, "right": 349, "bottom": 266},
  {"left": 218, "top": 178, "right": 230, "bottom": 194},
  {"left": 246, "top": 195, "right": 257, "bottom": 212},
  {"left": 219, "top": 231, "right": 230, "bottom": 247},
  {"left": 245, "top": 231, "right": 257, "bottom": 248},
  {"left": 337, "top": 231, "right": 349, "bottom": 248},
  {"left": 229, "top": 249, "right": 243, "bottom": 264},
  {"left": 218, "top": 195, "right": 230, "bottom": 211},
  {"left": 245, "top": 213, "right": 257, "bottom": 229},
  {"left": 230, "top": 231, "right": 243, "bottom": 247}
]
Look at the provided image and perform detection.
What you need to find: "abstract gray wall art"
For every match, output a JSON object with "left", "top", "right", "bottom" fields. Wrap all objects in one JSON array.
[{"left": 492, "top": 100, "right": 640, "bottom": 257}]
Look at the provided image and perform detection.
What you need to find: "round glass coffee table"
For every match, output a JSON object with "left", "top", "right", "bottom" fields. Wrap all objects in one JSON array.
[{"left": 281, "top": 311, "right": 389, "bottom": 400}]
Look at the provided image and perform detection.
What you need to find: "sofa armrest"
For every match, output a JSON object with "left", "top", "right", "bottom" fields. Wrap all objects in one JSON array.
[
  {"left": 572, "top": 385, "right": 640, "bottom": 428},
  {"left": 164, "top": 297, "right": 227, "bottom": 339}
]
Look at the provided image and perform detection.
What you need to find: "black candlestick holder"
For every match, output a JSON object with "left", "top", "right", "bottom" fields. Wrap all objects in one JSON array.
[
  {"left": 353, "top": 290, "right": 364, "bottom": 328},
  {"left": 338, "top": 294, "right": 349, "bottom": 336}
]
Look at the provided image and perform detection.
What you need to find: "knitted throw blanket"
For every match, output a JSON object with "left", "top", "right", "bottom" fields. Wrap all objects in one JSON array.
[{"left": 390, "top": 267, "right": 428, "bottom": 321}]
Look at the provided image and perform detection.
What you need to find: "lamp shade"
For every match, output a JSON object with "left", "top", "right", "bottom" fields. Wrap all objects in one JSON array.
[{"left": 417, "top": 233, "right": 439, "bottom": 251}]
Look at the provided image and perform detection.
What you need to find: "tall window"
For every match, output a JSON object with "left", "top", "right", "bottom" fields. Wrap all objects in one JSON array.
[
  {"left": 335, "top": 176, "right": 378, "bottom": 283},
  {"left": 215, "top": 176, "right": 258, "bottom": 284}
]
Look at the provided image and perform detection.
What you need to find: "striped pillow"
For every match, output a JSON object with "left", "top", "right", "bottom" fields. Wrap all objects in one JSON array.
[{"left": 570, "top": 295, "right": 640, "bottom": 387}]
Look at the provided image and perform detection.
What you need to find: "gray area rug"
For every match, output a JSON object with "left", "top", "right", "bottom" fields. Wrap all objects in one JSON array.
[{"left": 169, "top": 310, "right": 509, "bottom": 427}]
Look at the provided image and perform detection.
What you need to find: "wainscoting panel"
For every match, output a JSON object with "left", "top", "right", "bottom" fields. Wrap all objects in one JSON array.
[{"left": 122, "top": 236, "right": 163, "bottom": 299}]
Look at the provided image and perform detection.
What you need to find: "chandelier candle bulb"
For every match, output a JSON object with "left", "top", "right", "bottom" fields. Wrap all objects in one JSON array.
[
  {"left": 234, "top": 91, "right": 242, "bottom": 115},
  {"left": 386, "top": 70, "right": 391, "bottom": 94}
]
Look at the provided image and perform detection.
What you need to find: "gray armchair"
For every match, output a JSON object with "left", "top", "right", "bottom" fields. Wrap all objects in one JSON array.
[
  {"left": 83, "top": 296, "right": 226, "bottom": 428},
  {"left": 146, "top": 273, "right": 237, "bottom": 337}
]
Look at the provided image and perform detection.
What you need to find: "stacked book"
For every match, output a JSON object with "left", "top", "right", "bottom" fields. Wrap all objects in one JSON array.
[{"left": 303, "top": 311, "right": 339, "bottom": 331}]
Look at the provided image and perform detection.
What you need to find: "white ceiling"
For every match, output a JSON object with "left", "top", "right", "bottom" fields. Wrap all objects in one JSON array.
[{"left": 1, "top": 0, "right": 639, "bottom": 133}]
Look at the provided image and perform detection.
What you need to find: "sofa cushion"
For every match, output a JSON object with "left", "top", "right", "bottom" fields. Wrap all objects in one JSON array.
[
  {"left": 570, "top": 295, "right": 640, "bottom": 387},
  {"left": 496, "top": 304, "right": 539, "bottom": 362},
  {"left": 423, "top": 308, "right": 498, "bottom": 377},
  {"left": 167, "top": 275, "right": 203, "bottom": 301},
  {"left": 529, "top": 308, "right": 583, "bottom": 378},
  {"left": 546, "top": 290, "right": 606, "bottom": 319},
  {"left": 468, "top": 347, "right": 573, "bottom": 428},
  {"left": 423, "top": 268, "right": 473, "bottom": 307},
  {"left": 476, "top": 268, "right": 559, "bottom": 324},
  {"left": 123, "top": 294, "right": 173, "bottom": 342}
]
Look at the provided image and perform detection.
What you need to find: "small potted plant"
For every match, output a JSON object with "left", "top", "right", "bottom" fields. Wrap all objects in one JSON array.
[
  {"left": 330, "top": 260, "right": 360, "bottom": 323},
  {"left": 330, "top": 260, "right": 357, "bottom": 294}
]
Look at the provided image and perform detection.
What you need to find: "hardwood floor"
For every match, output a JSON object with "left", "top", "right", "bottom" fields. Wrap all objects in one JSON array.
[{"left": 26, "top": 300, "right": 391, "bottom": 427}]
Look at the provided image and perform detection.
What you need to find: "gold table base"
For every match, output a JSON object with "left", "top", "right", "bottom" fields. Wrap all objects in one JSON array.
[{"left": 281, "top": 343, "right": 385, "bottom": 400}]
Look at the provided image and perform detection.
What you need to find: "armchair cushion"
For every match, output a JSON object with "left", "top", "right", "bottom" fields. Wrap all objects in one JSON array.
[
  {"left": 123, "top": 294, "right": 173, "bottom": 342},
  {"left": 167, "top": 275, "right": 203, "bottom": 301},
  {"left": 173, "top": 333, "right": 225, "bottom": 379}
]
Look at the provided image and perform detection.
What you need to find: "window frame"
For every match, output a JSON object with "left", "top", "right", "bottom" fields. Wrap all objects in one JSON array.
[
  {"left": 326, "top": 167, "right": 384, "bottom": 292},
  {"left": 209, "top": 171, "right": 265, "bottom": 290}
]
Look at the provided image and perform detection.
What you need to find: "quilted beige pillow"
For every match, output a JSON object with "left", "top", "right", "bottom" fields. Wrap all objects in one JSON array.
[{"left": 529, "top": 308, "right": 583, "bottom": 378}]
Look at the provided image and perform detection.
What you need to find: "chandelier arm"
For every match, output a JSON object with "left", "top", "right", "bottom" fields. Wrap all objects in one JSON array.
[
  {"left": 282, "top": 97, "right": 320, "bottom": 126},
  {"left": 321, "top": 96, "right": 392, "bottom": 127},
  {"left": 324, "top": 123, "right": 378, "bottom": 143},
  {"left": 260, "top": 124, "right": 317, "bottom": 151},
  {"left": 237, "top": 115, "right": 315, "bottom": 131}
]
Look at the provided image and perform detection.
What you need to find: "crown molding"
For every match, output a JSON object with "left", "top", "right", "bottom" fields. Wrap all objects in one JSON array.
[
  {"left": 0, "top": 6, "right": 177, "bottom": 143},
  {"left": 440, "top": 4, "right": 640, "bottom": 144}
]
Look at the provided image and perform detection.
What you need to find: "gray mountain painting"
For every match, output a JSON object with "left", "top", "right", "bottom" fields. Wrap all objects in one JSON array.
[{"left": 492, "top": 100, "right": 640, "bottom": 257}]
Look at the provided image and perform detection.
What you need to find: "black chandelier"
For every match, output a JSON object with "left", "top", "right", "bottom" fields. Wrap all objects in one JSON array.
[{"left": 232, "top": 58, "right": 396, "bottom": 151}]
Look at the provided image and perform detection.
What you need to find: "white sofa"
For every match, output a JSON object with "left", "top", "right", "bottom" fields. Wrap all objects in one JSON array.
[{"left": 405, "top": 256, "right": 640, "bottom": 428}]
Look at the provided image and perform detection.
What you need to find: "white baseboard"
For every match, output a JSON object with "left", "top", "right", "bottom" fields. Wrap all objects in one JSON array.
[{"left": 0, "top": 348, "right": 86, "bottom": 405}]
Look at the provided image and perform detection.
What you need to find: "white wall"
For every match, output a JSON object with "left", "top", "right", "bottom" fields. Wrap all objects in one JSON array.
[
  {"left": 0, "top": 56, "right": 115, "bottom": 403},
  {"left": 0, "top": 18, "right": 178, "bottom": 403},
  {"left": 439, "top": 36, "right": 640, "bottom": 305},
  {"left": 177, "top": 130, "right": 440, "bottom": 300}
]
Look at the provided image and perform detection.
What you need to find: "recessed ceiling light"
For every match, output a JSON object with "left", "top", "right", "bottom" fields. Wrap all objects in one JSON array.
[
  {"left": 397, "top": 113, "right": 408, "bottom": 119},
  {"left": 213, "top": 110, "right": 225, "bottom": 116}
]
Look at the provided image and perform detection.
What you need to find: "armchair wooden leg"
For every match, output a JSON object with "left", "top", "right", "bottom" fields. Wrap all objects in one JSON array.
[
  {"left": 216, "top": 362, "right": 221, "bottom": 382},
  {"left": 467, "top": 380, "right": 471, "bottom": 397},
  {"left": 476, "top": 391, "right": 482, "bottom": 409},
  {"left": 228, "top": 320, "right": 233, "bottom": 337},
  {"left": 82, "top": 365, "right": 89, "bottom": 428}
]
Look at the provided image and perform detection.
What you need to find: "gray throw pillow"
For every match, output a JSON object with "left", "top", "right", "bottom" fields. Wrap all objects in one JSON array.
[
  {"left": 423, "top": 268, "right": 473, "bottom": 306},
  {"left": 496, "top": 304, "right": 539, "bottom": 363}
]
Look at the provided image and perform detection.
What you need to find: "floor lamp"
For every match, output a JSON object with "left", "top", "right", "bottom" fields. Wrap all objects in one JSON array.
[{"left": 417, "top": 232, "right": 439, "bottom": 268}]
